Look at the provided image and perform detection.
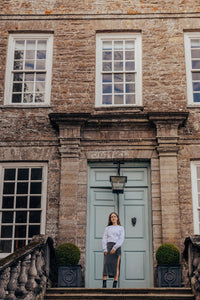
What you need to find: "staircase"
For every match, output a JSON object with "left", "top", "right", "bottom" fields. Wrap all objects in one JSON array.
[{"left": 44, "top": 287, "right": 195, "bottom": 299}]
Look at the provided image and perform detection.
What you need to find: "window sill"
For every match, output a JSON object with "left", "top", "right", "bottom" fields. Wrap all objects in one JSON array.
[
  {"left": 95, "top": 105, "right": 144, "bottom": 112},
  {"left": 0, "top": 105, "right": 52, "bottom": 109}
]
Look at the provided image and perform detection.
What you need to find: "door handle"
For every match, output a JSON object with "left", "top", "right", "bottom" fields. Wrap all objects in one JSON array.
[{"left": 131, "top": 217, "right": 137, "bottom": 226}]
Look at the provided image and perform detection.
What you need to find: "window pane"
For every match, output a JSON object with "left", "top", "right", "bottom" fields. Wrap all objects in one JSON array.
[
  {"left": 30, "top": 182, "right": 42, "bottom": 194},
  {"left": 103, "top": 95, "right": 112, "bottom": 105},
  {"left": 114, "top": 41, "right": 123, "bottom": 50},
  {"left": 3, "top": 183, "right": 15, "bottom": 195},
  {"left": 126, "top": 84, "right": 135, "bottom": 93},
  {"left": 36, "top": 60, "right": 46, "bottom": 70},
  {"left": 18, "top": 168, "right": 29, "bottom": 180},
  {"left": 125, "top": 61, "right": 135, "bottom": 71},
  {"left": 35, "top": 94, "right": 45, "bottom": 103},
  {"left": 2, "top": 196, "right": 14, "bottom": 209},
  {"left": 12, "top": 94, "right": 22, "bottom": 103},
  {"left": 103, "top": 62, "right": 112, "bottom": 71},
  {"left": 2, "top": 212, "right": 14, "bottom": 223},
  {"left": 192, "top": 49, "right": 200, "bottom": 59},
  {"left": 126, "top": 94, "right": 135, "bottom": 104},
  {"left": 16, "top": 211, "right": 27, "bottom": 223},
  {"left": 114, "top": 84, "right": 123, "bottom": 93},
  {"left": 103, "top": 41, "right": 112, "bottom": 50},
  {"left": 125, "top": 41, "right": 135, "bottom": 49},
  {"left": 36, "top": 73, "right": 45, "bottom": 81},
  {"left": 192, "top": 60, "right": 200, "bottom": 69},
  {"left": 1, "top": 226, "right": 12, "bottom": 238},
  {"left": 14, "top": 61, "right": 23, "bottom": 70},
  {"left": 25, "top": 73, "right": 34, "bottom": 81},
  {"left": 193, "top": 93, "right": 200, "bottom": 102},
  {"left": 25, "top": 60, "right": 35, "bottom": 70},
  {"left": 29, "top": 225, "right": 40, "bottom": 238},
  {"left": 0, "top": 241, "right": 12, "bottom": 253},
  {"left": 17, "top": 182, "right": 28, "bottom": 194},
  {"left": 4, "top": 169, "right": 16, "bottom": 180},
  {"left": 35, "top": 82, "right": 45, "bottom": 92},
  {"left": 114, "top": 74, "right": 123, "bottom": 82},
  {"left": 103, "top": 74, "right": 112, "bottom": 83},
  {"left": 103, "top": 84, "right": 112, "bottom": 94},
  {"left": 114, "top": 62, "right": 123, "bottom": 71},
  {"left": 197, "top": 167, "right": 200, "bottom": 178},
  {"left": 103, "top": 51, "right": 112, "bottom": 60},
  {"left": 25, "top": 50, "right": 35, "bottom": 59},
  {"left": 13, "top": 83, "right": 22, "bottom": 93},
  {"left": 24, "top": 82, "right": 34, "bottom": 93},
  {"left": 23, "top": 94, "right": 33, "bottom": 103},
  {"left": 14, "top": 50, "right": 24, "bottom": 60},
  {"left": 29, "top": 211, "right": 41, "bottom": 223},
  {"left": 15, "top": 225, "right": 26, "bottom": 238},
  {"left": 13, "top": 73, "right": 23, "bottom": 81},
  {"left": 126, "top": 74, "right": 135, "bottom": 82},
  {"left": 14, "top": 240, "right": 25, "bottom": 251},
  {"left": 30, "top": 196, "right": 41, "bottom": 208},
  {"left": 191, "top": 39, "right": 200, "bottom": 48},
  {"left": 125, "top": 51, "right": 134, "bottom": 60},
  {"left": 114, "top": 51, "right": 123, "bottom": 60},
  {"left": 16, "top": 196, "right": 28, "bottom": 208},
  {"left": 114, "top": 95, "right": 123, "bottom": 104},
  {"left": 37, "top": 40, "right": 47, "bottom": 50},
  {"left": 27, "top": 40, "right": 36, "bottom": 50},
  {"left": 37, "top": 50, "right": 46, "bottom": 59},
  {"left": 15, "top": 40, "right": 25, "bottom": 50},
  {"left": 193, "top": 82, "right": 200, "bottom": 91}
]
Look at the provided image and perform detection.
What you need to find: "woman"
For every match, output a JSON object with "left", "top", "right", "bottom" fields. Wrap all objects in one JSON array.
[{"left": 102, "top": 212, "right": 125, "bottom": 288}]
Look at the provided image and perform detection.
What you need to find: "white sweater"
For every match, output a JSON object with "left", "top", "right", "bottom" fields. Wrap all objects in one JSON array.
[{"left": 102, "top": 225, "right": 125, "bottom": 252}]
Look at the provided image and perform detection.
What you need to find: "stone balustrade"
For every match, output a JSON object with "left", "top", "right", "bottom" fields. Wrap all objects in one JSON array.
[
  {"left": 183, "top": 235, "right": 200, "bottom": 300},
  {"left": 0, "top": 235, "right": 56, "bottom": 300}
]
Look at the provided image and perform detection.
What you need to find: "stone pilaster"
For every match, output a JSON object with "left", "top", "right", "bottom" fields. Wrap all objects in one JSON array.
[
  {"left": 49, "top": 113, "right": 90, "bottom": 243},
  {"left": 149, "top": 112, "right": 188, "bottom": 246}
]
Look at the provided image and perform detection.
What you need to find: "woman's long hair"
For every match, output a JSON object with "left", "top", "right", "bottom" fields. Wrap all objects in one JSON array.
[{"left": 107, "top": 212, "right": 121, "bottom": 226}]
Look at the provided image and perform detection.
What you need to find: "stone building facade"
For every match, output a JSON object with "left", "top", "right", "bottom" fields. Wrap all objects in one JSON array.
[{"left": 0, "top": 0, "right": 200, "bottom": 288}]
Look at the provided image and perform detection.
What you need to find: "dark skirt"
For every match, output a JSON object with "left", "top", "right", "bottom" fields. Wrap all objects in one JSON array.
[{"left": 103, "top": 242, "right": 121, "bottom": 278}]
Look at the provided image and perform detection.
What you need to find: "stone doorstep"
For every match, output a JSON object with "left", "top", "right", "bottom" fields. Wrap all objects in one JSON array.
[{"left": 44, "top": 288, "right": 195, "bottom": 299}]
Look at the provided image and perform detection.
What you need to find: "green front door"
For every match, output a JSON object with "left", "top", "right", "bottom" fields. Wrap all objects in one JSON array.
[{"left": 86, "top": 162, "right": 153, "bottom": 288}]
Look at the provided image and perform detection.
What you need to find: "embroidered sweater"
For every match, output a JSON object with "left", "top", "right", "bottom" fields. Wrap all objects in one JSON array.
[{"left": 102, "top": 225, "right": 125, "bottom": 252}]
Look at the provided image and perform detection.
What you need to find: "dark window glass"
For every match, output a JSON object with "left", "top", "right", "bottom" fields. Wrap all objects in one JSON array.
[
  {"left": 3, "top": 183, "right": 15, "bottom": 195},
  {"left": 1, "top": 226, "right": 12, "bottom": 238},
  {"left": 30, "top": 182, "right": 42, "bottom": 194},
  {"left": 2, "top": 196, "right": 14, "bottom": 209},
  {"left": 15, "top": 225, "right": 26, "bottom": 238},
  {"left": 12, "top": 94, "right": 22, "bottom": 103},
  {"left": 29, "top": 225, "right": 40, "bottom": 238},
  {"left": 29, "top": 211, "right": 41, "bottom": 223},
  {"left": 18, "top": 168, "right": 29, "bottom": 180},
  {"left": 0, "top": 240, "right": 12, "bottom": 253},
  {"left": 30, "top": 196, "right": 41, "bottom": 208},
  {"left": 4, "top": 169, "right": 16, "bottom": 180},
  {"left": 2, "top": 212, "right": 13, "bottom": 223},
  {"left": 31, "top": 168, "right": 42, "bottom": 180},
  {"left": 16, "top": 211, "right": 27, "bottom": 223},
  {"left": 17, "top": 182, "right": 28, "bottom": 194},
  {"left": 16, "top": 196, "right": 27, "bottom": 208},
  {"left": 14, "top": 239, "right": 25, "bottom": 251}
]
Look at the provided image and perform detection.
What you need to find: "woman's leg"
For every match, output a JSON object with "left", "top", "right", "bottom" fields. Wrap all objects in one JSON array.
[{"left": 114, "top": 255, "right": 121, "bottom": 281}]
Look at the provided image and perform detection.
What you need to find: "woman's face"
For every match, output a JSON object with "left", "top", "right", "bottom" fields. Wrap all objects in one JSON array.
[{"left": 110, "top": 213, "right": 118, "bottom": 225}]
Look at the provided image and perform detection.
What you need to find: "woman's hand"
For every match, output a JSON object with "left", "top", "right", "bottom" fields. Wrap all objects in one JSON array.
[
  {"left": 110, "top": 248, "right": 115, "bottom": 255},
  {"left": 104, "top": 252, "right": 108, "bottom": 256}
]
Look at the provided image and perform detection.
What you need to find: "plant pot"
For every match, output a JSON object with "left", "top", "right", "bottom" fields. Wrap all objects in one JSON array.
[
  {"left": 157, "top": 265, "right": 181, "bottom": 287},
  {"left": 57, "top": 265, "right": 82, "bottom": 287}
]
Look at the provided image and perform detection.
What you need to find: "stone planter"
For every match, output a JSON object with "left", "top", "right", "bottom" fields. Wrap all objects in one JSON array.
[
  {"left": 157, "top": 265, "right": 181, "bottom": 287},
  {"left": 58, "top": 265, "right": 82, "bottom": 287}
]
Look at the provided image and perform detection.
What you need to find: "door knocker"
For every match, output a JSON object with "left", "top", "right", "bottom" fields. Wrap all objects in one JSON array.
[{"left": 131, "top": 217, "right": 137, "bottom": 227}]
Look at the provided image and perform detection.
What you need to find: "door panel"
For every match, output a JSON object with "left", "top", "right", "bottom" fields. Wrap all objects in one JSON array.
[{"left": 86, "top": 163, "right": 153, "bottom": 288}]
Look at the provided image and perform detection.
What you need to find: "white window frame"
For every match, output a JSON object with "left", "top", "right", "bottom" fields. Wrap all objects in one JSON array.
[
  {"left": 191, "top": 161, "right": 200, "bottom": 234},
  {"left": 4, "top": 33, "right": 53, "bottom": 106},
  {"left": 95, "top": 32, "right": 142, "bottom": 107},
  {"left": 184, "top": 32, "right": 200, "bottom": 106},
  {"left": 0, "top": 162, "right": 47, "bottom": 258}
]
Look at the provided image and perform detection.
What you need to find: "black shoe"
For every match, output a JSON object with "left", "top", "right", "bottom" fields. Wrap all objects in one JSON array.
[
  {"left": 113, "top": 281, "right": 117, "bottom": 288},
  {"left": 102, "top": 280, "right": 107, "bottom": 288}
]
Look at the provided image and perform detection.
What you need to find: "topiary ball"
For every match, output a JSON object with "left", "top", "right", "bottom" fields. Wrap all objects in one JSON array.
[
  {"left": 55, "top": 242, "right": 81, "bottom": 266},
  {"left": 156, "top": 243, "right": 180, "bottom": 265}
]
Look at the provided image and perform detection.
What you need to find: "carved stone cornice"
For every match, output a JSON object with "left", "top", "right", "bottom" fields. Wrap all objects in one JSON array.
[{"left": 148, "top": 111, "right": 189, "bottom": 156}]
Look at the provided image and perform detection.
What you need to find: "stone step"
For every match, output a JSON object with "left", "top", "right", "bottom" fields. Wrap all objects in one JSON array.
[{"left": 44, "top": 288, "right": 195, "bottom": 300}]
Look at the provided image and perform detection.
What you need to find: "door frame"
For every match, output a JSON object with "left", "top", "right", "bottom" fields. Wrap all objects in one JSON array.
[{"left": 85, "top": 161, "right": 153, "bottom": 288}]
